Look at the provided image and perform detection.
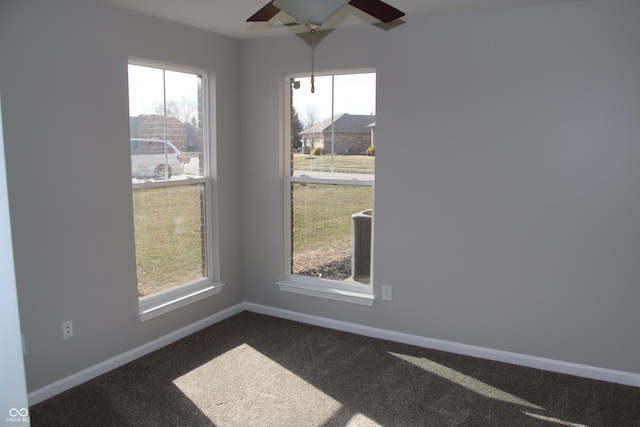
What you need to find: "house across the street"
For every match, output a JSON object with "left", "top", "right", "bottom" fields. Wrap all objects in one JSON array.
[
  {"left": 130, "top": 114, "right": 199, "bottom": 152},
  {"left": 300, "top": 113, "right": 375, "bottom": 154}
]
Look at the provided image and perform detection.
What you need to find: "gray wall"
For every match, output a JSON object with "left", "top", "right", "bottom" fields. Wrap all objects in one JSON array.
[
  {"left": 1, "top": 0, "right": 639, "bottom": 398},
  {"left": 240, "top": 0, "right": 640, "bottom": 374},
  {"left": 0, "top": 0, "right": 243, "bottom": 392}
]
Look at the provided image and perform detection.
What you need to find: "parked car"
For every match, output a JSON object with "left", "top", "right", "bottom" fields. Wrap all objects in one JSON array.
[{"left": 130, "top": 138, "right": 184, "bottom": 180}]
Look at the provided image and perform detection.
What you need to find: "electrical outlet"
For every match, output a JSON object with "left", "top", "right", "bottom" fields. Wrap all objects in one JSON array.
[
  {"left": 382, "top": 285, "right": 393, "bottom": 301},
  {"left": 62, "top": 320, "right": 74, "bottom": 340}
]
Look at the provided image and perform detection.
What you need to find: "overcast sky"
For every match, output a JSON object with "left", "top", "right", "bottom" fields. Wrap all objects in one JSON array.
[
  {"left": 292, "top": 72, "right": 376, "bottom": 123},
  {"left": 129, "top": 65, "right": 376, "bottom": 125},
  {"left": 128, "top": 64, "right": 199, "bottom": 117}
]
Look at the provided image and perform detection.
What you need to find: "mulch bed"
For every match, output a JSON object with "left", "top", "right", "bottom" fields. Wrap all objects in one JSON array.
[{"left": 296, "top": 257, "right": 352, "bottom": 281}]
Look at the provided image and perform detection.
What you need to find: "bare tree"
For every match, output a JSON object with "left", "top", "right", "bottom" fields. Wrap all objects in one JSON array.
[
  {"left": 152, "top": 97, "right": 198, "bottom": 124},
  {"left": 303, "top": 104, "right": 321, "bottom": 154},
  {"left": 303, "top": 104, "right": 321, "bottom": 129},
  {"left": 167, "top": 96, "right": 198, "bottom": 125},
  {"left": 150, "top": 97, "right": 200, "bottom": 151},
  {"left": 150, "top": 100, "right": 164, "bottom": 116}
]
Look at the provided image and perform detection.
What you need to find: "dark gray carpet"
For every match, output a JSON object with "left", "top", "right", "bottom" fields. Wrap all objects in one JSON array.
[{"left": 30, "top": 311, "right": 640, "bottom": 426}]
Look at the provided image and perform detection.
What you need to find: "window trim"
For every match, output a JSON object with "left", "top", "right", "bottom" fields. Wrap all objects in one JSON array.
[
  {"left": 128, "top": 58, "right": 224, "bottom": 321},
  {"left": 139, "top": 279, "right": 224, "bottom": 322},
  {"left": 280, "top": 70, "right": 375, "bottom": 305}
]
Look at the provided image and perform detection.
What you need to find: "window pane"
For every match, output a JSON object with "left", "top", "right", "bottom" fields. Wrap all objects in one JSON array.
[
  {"left": 128, "top": 61, "right": 211, "bottom": 309},
  {"left": 133, "top": 184, "right": 207, "bottom": 297},
  {"left": 291, "top": 73, "right": 376, "bottom": 179},
  {"left": 288, "top": 71, "right": 376, "bottom": 287},
  {"left": 291, "top": 183, "right": 372, "bottom": 284},
  {"left": 292, "top": 75, "right": 332, "bottom": 160},
  {"left": 128, "top": 65, "right": 204, "bottom": 182}
]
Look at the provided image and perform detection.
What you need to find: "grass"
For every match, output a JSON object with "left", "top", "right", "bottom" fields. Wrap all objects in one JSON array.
[
  {"left": 132, "top": 155, "right": 375, "bottom": 296},
  {"left": 132, "top": 185, "right": 205, "bottom": 297},
  {"left": 292, "top": 154, "right": 374, "bottom": 274},
  {"left": 292, "top": 153, "right": 375, "bottom": 175},
  {"left": 292, "top": 183, "right": 372, "bottom": 277}
]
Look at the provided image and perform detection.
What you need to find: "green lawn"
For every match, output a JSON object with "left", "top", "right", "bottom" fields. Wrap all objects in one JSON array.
[
  {"left": 132, "top": 162, "right": 374, "bottom": 296},
  {"left": 292, "top": 153, "right": 375, "bottom": 175},
  {"left": 291, "top": 154, "right": 374, "bottom": 264},
  {"left": 292, "top": 183, "right": 372, "bottom": 268},
  {"left": 293, "top": 184, "right": 371, "bottom": 252},
  {"left": 132, "top": 184, "right": 206, "bottom": 297}
]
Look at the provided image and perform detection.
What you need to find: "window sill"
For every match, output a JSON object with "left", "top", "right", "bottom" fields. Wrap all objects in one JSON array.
[
  {"left": 277, "top": 277, "right": 374, "bottom": 306},
  {"left": 139, "top": 280, "right": 225, "bottom": 322}
]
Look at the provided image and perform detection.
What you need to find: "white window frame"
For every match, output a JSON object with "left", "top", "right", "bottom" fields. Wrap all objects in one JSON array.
[
  {"left": 128, "top": 58, "right": 224, "bottom": 321},
  {"left": 277, "top": 69, "right": 375, "bottom": 306}
]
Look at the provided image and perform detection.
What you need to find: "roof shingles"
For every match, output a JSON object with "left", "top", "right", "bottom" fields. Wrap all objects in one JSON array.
[{"left": 300, "top": 113, "right": 375, "bottom": 135}]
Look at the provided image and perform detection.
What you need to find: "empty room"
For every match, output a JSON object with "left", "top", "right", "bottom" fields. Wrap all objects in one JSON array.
[{"left": 0, "top": 0, "right": 639, "bottom": 425}]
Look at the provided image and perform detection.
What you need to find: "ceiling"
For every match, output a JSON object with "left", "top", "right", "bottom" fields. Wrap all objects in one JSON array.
[{"left": 97, "top": 0, "right": 586, "bottom": 39}]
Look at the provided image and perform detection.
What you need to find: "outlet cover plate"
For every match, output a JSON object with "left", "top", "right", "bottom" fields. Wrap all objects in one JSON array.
[
  {"left": 382, "top": 285, "right": 392, "bottom": 301},
  {"left": 62, "top": 320, "right": 73, "bottom": 339}
]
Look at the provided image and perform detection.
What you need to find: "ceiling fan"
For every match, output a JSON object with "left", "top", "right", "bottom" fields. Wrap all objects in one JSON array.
[
  {"left": 248, "top": 0, "right": 405, "bottom": 94},
  {"left": 247, "top": 0, "right": 405, "bottom": 32}
]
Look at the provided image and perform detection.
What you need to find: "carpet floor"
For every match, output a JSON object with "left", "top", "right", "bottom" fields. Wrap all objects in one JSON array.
[{"left": 30, "top": 311, "right": 640, "bottom": 426}]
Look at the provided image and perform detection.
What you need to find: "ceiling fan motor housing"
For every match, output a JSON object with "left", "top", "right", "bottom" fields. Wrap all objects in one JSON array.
[{"left": 273, "top": 0, "right": 349, "bottom": 27}]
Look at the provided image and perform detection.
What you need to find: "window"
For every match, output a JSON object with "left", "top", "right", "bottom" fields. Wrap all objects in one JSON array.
[
  {"left": 278, "top": 70, "right": 376, "bottom": 305},
  {"left": 128, "top": 59, "right": 223, "bottom": 320}
]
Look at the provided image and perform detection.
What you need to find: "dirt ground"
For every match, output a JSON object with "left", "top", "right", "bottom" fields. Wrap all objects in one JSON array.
[{"left": 292, "top": 245, "right": 352, "bottom": 281}]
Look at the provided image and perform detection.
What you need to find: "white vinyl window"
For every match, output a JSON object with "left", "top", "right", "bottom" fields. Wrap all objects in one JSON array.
[
  {"left": 278, "top": 70, "right": 376, "bottom": 305},
  {"left": 128, "top": 59, "right": 223, "bottom": 320}
]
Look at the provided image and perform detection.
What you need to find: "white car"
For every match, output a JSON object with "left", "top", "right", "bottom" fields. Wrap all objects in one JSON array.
[{"left": 130, "top": 138, "right": 184, "bottom": 180}]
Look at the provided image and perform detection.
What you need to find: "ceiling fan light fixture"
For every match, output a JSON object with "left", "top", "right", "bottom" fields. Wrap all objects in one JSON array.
[{"left": 273, "top": 0, "right": 349, "bottom": 29}]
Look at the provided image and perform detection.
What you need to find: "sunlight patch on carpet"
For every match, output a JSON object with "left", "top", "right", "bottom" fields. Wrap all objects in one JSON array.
[
  {"left": 173, "top": 343, "right": 343, "bottom": 425},
  {"left": 523, "top": 411, "right": 589, "bottom": 426},
  {"left": 388, "top": 352, "right": 544, "bottom": 411},
  {"left": 346, "top": 413, "right": 383, "bottom": 426}
]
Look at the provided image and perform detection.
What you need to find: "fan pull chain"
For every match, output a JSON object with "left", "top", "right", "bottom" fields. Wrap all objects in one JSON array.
[
  {"left": 310, "top": 31, "right": 316, "bottom": 93},
  {"left": 311, "top": 45, "right": 315, "bottom": 93}
]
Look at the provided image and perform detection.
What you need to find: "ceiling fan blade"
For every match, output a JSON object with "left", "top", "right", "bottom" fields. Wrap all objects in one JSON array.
[
  {"left": 247, "top": 1, "right": 281, "bottom": 22},
  {"left": 348, "top": 0, "right": 405, "bottom": 23}
]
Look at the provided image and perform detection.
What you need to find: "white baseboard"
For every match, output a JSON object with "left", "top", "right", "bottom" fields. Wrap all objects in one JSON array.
[
  {"left": 29, "top": 300, "right": 639, "bottom": 405},
  {"left": 28, "top": 303, "right": 245, "bottom": 406},
  {"left": 244, "top": 302, "right": 640, "bottom": 388}
]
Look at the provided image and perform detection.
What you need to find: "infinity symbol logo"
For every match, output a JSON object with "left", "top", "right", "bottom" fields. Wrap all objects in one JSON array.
[{"left": 8, "top": 408, "right": 29, "bottom": 417}]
